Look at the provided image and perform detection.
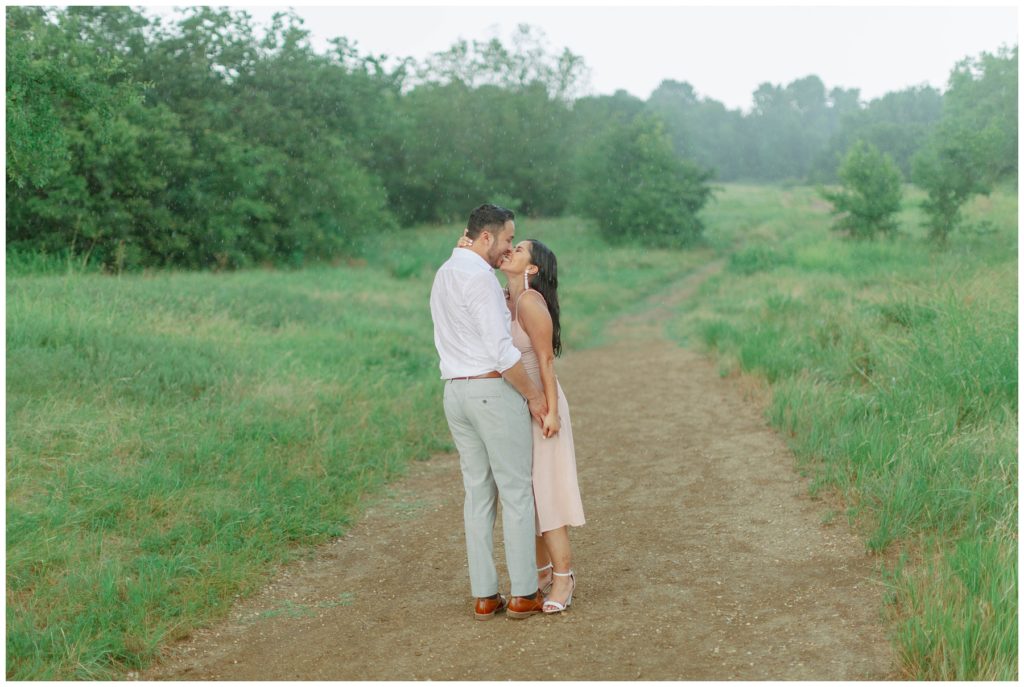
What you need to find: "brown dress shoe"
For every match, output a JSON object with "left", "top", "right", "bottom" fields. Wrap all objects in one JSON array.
[
  {"left": 506, "top": 591, "right": 544, "bottom": 619},
  {"left": 474, "top": 594, "right": 507, "bottom": 620}
]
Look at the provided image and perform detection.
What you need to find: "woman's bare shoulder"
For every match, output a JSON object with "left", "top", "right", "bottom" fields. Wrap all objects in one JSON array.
[{"left": 517, "top": 290, "right": 551, "bottom": 325}]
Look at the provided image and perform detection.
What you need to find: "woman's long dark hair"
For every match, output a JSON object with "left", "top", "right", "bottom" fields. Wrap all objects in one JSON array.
[{"left": 524, "top": 239, "right": 562, "bottom": 357}]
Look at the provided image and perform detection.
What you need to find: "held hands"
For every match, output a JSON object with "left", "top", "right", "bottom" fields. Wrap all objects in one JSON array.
[
  {"left": 541, "top": 410, "right": 561, "bottom": 439},
  {"left": 527, "top": 395, "right": 548, "bottom": 427}
]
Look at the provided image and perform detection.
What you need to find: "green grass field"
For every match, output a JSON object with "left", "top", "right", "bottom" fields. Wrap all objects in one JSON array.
[
  {"left": 6, "top": 184, "right": 1017, "bottom": 679},
  {"left": 668, "top": 183, "right": 1017, "bottom": 680},
  {"left": 6, "top": 217, "right": 709, "bottom": 679}
]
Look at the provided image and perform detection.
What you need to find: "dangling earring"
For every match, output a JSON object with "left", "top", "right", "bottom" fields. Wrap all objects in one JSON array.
[{"left": 523, "top": 270, "right": 530, "bottom": 291}]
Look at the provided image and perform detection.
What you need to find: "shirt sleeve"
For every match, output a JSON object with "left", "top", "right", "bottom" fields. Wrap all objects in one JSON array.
[{"left": 466, "top": 271, "right": 522, "bottom": 372}]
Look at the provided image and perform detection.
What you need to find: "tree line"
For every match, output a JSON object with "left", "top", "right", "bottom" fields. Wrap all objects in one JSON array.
[{"left": 6, "top": 6, "right": 1018, "bottom": 269}]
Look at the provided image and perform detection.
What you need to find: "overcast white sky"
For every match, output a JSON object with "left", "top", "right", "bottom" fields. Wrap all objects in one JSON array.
[{"left": 152, "top": 3, "right": 1018, "bottom": 112}]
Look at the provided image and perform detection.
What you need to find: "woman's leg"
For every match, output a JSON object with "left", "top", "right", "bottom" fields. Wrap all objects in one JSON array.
[
  {"left": 541, "top": 526, "right": 573, "bottom": 604},
  {"left": 536, "top": 536, "right": 552, "bottom": 591}
]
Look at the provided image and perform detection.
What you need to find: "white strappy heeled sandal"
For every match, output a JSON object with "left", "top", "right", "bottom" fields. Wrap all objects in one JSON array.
[
  {"left": 537, "top": 562, "right": 554, "bottom": 596},
  {"left": 542, "top": 569, "right": 575, "bottom": 614}
]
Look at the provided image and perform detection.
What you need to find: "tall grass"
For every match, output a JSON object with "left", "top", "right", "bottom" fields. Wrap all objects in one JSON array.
[
  {"left": 673, "top": 183, "right": 1017, "bottom": 680},
  {"left": 6, "top": 267, "right": 449, "bottom": 678},
  {"left": 6, "top": 217, "right": 707, "bottom": 679}
]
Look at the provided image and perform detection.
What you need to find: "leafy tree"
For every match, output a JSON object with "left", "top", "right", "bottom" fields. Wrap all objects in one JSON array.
[
  {"left": 413, "top": 24, "right": 588, "bottom": 103},
  {"left": 7, "top": 7, "right": 400, "bottom": 269},
  {"left": 5, "top": 6, "right": 191, "bottom": 269},
  {"left": 401, "top": 82, "right": 575, "bottom": 222},
  {"left": 912, "top": 125, "right": 992, "bottom": 243},
  {"left": 813, "top": 86, "right": 944, "bottom": 182},
  {"left": 574, "top": 114, "right": 713, "bottom": 246},
  {"left": 941, "top": 45, "right": 1018, "bottom": 180},
  {"left": 908, "top": 45, "right": 1014, "bottom": 244},
  {"left": 220, "top": 10, "right": 398, "bottom": 261},
  {"left": 647, "top": 80, "right": 747, "bottom": 180},
  {"left": 6, "top": 6, "right": 144, "bottom": 189},
  {"left": 571, "top": 90, "right": 646, "bottom": 144},
  {"left": 744, "top": 75, "right": 830, "bottom": 181},
  {"left": 647, "top": 80, "right": 701, "bottom": 159},
  {"left": 396, "top": 28, "right": 583, "bottom": 223},
  {"left": 820, "top": 141, "right": 903, "bottom": 239}
]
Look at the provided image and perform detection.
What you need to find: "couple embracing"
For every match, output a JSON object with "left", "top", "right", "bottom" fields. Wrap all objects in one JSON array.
[{"left": 429, "top": 203, "right": 585, "bottom": 620}]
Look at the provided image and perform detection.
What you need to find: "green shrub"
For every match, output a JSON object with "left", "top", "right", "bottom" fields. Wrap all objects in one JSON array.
[
  {"left": 820, "top": 141, "right": 903, "bottom": 239},
  {"left": 912, "top": 127, "right": 993, "bottom": 243},
  {"left": 574, "top": 114, "right": 713, "bottom": 247}
]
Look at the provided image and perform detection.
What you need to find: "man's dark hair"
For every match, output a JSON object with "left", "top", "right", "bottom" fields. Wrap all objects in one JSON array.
[{"left": 466, "top": 204, "right": 515, "bottom": 240}]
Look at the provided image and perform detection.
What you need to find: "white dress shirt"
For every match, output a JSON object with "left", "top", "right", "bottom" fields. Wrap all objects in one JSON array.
[{"left": 430, "top": 248, "right": 522, "bottom": 379}]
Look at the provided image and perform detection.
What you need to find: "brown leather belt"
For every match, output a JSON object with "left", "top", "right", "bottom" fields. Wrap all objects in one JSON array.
[{"left": 449, "top": 371, "right": 502, "bottom": 381}]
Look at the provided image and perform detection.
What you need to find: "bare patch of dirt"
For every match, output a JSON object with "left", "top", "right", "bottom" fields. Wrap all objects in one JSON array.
[{"left": 143, "top": 263, "right": 896, "bottom": 680}]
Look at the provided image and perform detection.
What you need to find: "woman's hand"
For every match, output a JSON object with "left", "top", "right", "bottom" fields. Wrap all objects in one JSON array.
[
  {"left": 456, "top": 234, "right": 473, "bottom": 248},
  {"left": 541, "top": 410, "right": 560, "bottom": 438}
]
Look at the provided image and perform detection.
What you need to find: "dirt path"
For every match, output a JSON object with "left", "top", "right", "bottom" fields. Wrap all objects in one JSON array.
[{"left": 144, "top": 262, "right": 897, "bottom": 680}]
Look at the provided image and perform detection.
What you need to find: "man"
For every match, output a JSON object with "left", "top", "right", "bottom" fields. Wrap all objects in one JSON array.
[{"left": 429, "top": 203, "right": 548, "bottom": 620}]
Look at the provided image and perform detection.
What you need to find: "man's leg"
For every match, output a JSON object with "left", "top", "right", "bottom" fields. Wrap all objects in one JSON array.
[
  {"left": 475, "top": 382, "right": 537, "bottom": 597},
  {"left": 444, "top": 381, "right": 499, "bottom": 597}
]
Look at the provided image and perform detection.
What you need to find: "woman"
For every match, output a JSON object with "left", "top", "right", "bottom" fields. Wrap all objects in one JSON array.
[{"left": 458, "top": 234, "right": 585, "bottom": 614}]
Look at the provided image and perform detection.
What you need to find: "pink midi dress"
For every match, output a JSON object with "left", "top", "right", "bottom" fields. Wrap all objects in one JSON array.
[{"left": 510, "top": 290, "right": 586, "bottom": 534}]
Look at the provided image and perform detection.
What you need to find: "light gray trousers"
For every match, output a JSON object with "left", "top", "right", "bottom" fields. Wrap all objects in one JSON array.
[{"left": 442, "top": 378, "right": 537, "bottom": 597}]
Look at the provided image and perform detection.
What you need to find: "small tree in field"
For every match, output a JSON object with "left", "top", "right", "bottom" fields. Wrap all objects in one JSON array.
[
  {"left": 912, "top": 126, "right": 993, "bottom": 243},
  {"left": 820, "top": 141, "right": 903, "bottom": 239}
]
